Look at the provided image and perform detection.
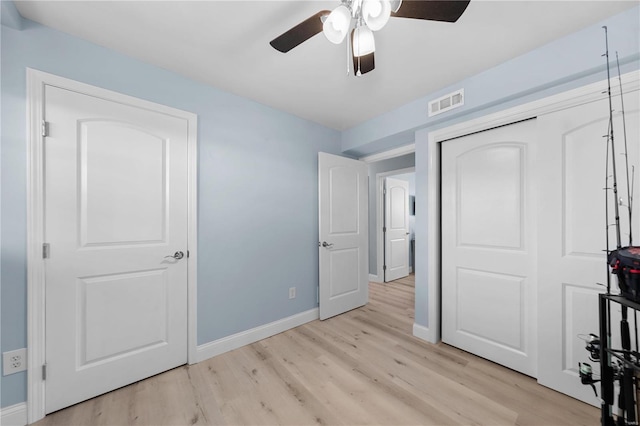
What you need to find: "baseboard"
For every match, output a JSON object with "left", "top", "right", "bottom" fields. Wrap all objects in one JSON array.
[
  {"left": 196, "top": 308, "right": 319, "bottom": 362},
  {"left": 368, "top": 274, "right": 382, "bottom": 283},
  {"left": 413, "top": 323, "right": 437, "bottom": 344},
  {"left": 1, "top": 403, "right": 27, "bottom": 426}
]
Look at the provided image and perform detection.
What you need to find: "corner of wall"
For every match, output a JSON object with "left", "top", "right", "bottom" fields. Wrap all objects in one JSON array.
[{"left": 1, "top": 1, "right": 24, "bottom": 30}]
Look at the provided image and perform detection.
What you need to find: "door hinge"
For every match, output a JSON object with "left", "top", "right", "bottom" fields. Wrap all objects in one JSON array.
[
  {"left": 383, "top": 227, "right": 386, "bottom": 233},
  {"left": 42, "top": 364, "right": 47, "bottom": 380},
  {"left": 316, "top": 286, "right": 319, "bottom": 304},
  {"left": 187, "top": 250, "right": 190, "bottom": 258},
  {"left": 43, "top": 243, "right": 50, "bottom": 259},
  {"left": 383, "top": 265, "right": 387, "bottom": 271},
  {"left": 42, "top": 121, "right": 49, "bottom": 137}
]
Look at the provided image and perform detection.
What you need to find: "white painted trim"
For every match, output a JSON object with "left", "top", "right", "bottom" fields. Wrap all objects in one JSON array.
[
  {"left": 0, "top": 403, "right": 28, "bottom": 426},
  {"left": 26, "top": 68, "right": 46, "bottom": 425},
  {"left": 359, "top": 143, "right": 415, "bottom": 163},
  {"left": 375, "top": 167, "right": 415, "bottom": 283},
  {"left": 187, "top": 106, "right": 199, "bottom": 365},
  {"left": 425, "top": 70, "right": 640, "bottom": 345},
  {"left": 368, "top": 273, "right": 381, "bottom": 283},
  {"left": 424, "top": 132, "right": 441, "bottom": 344},
  {"left": 412, "top": 323, "right": 434, "bottom": 344},
  {"left": 26, "top": 68, "right": 199, "bottom": 423},
  {"left": 196, "top": 308, "right": 319, "bottom": 362}
]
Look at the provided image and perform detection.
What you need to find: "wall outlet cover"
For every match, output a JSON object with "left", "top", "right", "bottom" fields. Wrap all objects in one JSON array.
[{"left": 3, "top": 348, "right": 27, "bottom": 375}]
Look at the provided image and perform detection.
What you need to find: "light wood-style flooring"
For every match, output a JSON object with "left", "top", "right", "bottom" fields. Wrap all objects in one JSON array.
[{"left": 36, "top": 275, "right": 598, "bottom": 425}]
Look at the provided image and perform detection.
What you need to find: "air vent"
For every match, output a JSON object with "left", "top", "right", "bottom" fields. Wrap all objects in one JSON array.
[{"left": 428, "top": 89, "right": 464, "bottom": 117}]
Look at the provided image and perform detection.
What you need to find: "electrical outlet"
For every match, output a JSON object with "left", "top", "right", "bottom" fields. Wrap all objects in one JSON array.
[
  {"left": 289, "top": 287, "right": 296, "bottom": 299},
  {"left": 3, "top": 348, "right": 27, "bottom": 375}
]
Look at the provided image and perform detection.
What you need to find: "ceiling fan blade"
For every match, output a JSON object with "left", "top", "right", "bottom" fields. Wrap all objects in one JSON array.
[
  {"left": 270, "top": 10, "right": 331, "bottom": 53},
  {"left": 351, "top": 31, "right": 375, "bottom": 76},
  {"left": 392, "top": 0, "right": 470, "bottom": 23},
  {"left": 354, "top": 52, "right": 375, "bottom": 75}
]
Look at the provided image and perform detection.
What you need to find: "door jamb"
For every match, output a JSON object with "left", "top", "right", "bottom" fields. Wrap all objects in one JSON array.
[{"left": 26, "top": 68, "right": 199, "bottom": 423}]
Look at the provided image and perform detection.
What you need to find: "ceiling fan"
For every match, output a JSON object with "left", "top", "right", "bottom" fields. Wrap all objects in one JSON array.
[{"left": 270, "top": 0, "right": 470, "bottom": 76}]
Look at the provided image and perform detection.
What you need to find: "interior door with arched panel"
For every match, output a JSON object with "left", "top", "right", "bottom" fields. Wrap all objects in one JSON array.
[
  {"left": 44, "top": 85, "right": 189, "bottom": 413},
  {"left": 318, "top": 152, "right": 369, "bottom": 320},
  {"left": 537, "top": 93, "right": 639, "bottom": 404},
  {"left": 384, "top": 177, "right": 410, "bottom": 282},
  {"left": 441, "top": 119, "right": 538, "bottom": 377}
]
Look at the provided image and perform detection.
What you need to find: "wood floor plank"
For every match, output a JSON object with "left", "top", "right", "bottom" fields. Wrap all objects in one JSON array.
[{"left": 35, "top": 274, "right": 598, "bottom": 425}]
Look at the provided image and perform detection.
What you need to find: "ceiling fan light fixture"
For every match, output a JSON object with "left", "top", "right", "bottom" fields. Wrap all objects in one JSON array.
[
  {"left": 323, "top": 5, "right": 351, "bottom": 44},
  {"left": 389, "top": 0, "right": 402, "bottom": 13},
  {"left": 353, "top": 25, "right": 375, "bottom": 57},
  {"left": 362, "top": 0, "right": 391, "bottom": 31}
]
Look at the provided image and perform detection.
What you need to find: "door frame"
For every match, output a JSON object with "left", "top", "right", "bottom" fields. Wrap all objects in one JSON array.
[
  {"left": 420, "top": 70, "right": 640, "bottom": 344},
  {"left": 25, "top": 68, "right": 199, "bottom": 423}
]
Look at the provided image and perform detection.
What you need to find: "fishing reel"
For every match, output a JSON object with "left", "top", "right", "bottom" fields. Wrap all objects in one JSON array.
[
  {"left": 582, "top": 333, "right": 601, "bottom": 361},
  {"left": 579, "top": 362, "right": 599, "bottom": 397},
  {"left": 578, "top": 333, "right": 603, "bottom": 397}
]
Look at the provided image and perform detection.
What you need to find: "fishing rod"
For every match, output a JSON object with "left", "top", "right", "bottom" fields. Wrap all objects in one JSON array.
[
  {"left": 615, "top": 50, "right": 639, "bottom": 366},
  {"left": 583, "top": 27, "right": 640, "bottom": 426},
  {"left": 616, "top": 51, "right": 633, "bottom": 247},
  {"left": 598, "top": 27, "right": 616, "bottom": 426},
  {"left": 604, "top": 27, "right": 622, "bottom": 252},
  {"left": 604, "top": 27, "right": 638, "bottom": 426},
  {"left": 602, "top": 26, "right": 636, "bottom": 426}
]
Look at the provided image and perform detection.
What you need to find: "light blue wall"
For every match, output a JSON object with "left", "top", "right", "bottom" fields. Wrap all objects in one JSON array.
[
  {"left": 343, "top": 6, "right": 640, "bottom": 157},
  {"left": 0, "top": 14, "right": 341, "bottom": 408},
  {"left": 367, "top": 154, "right": 415, "bottom": 274}
]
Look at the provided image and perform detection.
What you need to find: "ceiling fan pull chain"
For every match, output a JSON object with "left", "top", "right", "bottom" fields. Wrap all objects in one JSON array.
[{"left": 346, "top": 32, "right": 351, "bottom": 75}]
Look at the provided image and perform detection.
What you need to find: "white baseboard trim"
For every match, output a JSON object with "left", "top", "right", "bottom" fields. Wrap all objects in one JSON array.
[
  {"left": 413, "top": 323, "right": 437, "bottom": 344},
  {"left": 196, "top": 308, "right": 319, "bottom": 363},
  {"left": 1, "top": 403, "right": 27, "bottom": 426},
  {"left": 368, "top": 274, "right": 382, "bottom": 283}
]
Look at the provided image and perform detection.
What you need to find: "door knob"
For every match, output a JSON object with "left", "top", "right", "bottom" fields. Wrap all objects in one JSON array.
[
  {"left": 322, "top": 242, "right": 334, "bottom": 248},
  {"left": 165, "top": 251, "right": 184, "bottom": 260}
]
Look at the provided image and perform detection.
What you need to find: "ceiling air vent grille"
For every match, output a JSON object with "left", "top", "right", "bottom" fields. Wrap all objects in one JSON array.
[{"left": 428, "top": 89, "right": 464, "bottom": 117}]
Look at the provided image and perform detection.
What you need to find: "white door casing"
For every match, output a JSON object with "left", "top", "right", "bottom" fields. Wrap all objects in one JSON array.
[
  {"left": 537, "top": 93, "right": 640, "bottom": 404},
  {"left": 318, "top": 152, "right": 369, "bottom": 320},
  {"left": 384, "top": 177, "right": 410, "bottom": 282},
  {"left": 441, "top": 119, "right": 538, "bottom": 377},
  {"left": 27, "top": 69, "right": 198, "bottom": 422}
]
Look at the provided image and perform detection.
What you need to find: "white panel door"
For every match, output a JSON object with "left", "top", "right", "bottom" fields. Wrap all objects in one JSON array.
[
  {"left": 537, "top": 93, "right": 640, "bottom": 404},
  {"left": 384, "top": 177, "right": 409, "bottom": 282},
  {"left": 44, "top": 85, "right": 188, "bottom": 413},
  {"left": 441, "top": 119, "right": 537, "bottom": 377},
  {"left": 318, "top": 152, "right": 368, "bottom": 320}
]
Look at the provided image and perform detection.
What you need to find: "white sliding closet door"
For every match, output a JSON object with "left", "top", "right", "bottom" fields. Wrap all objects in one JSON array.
[
  {"left": 441, "top": 119, "right": 538, "bottom": 377},
  {"left": 537, "top": 93, "right": 640, "bottom": 404}
]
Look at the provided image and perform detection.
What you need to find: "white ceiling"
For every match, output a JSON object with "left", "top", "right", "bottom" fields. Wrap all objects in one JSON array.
[{"left": 14, "top": 0, "right": 638, "bottom": 130}]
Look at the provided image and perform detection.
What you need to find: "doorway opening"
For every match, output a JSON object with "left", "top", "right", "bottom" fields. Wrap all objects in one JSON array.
[{"left": 361, "top": 151, "right": 415, "bottom": 280}]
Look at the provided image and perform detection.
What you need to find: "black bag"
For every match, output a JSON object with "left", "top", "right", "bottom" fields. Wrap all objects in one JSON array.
[{"left": 609, "top": 246, "right": 640, "bottom": 302}]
